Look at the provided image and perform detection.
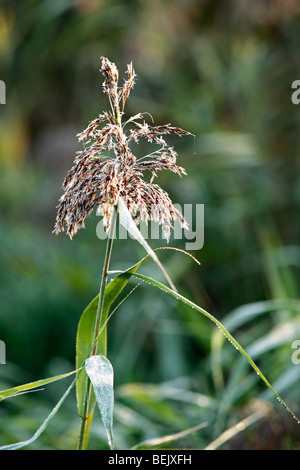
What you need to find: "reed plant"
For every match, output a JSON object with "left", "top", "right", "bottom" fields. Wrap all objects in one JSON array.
[{"left": 0, "top": 57, "right": 298, "bottom": 451}]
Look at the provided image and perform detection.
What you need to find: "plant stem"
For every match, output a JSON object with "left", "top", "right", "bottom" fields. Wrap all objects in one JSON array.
[
  {"left": 76, "top": 208, "right": 117, "bottom": 450},
  {"left": 93, "top": 207, "right": 117, "bottom": 353}
]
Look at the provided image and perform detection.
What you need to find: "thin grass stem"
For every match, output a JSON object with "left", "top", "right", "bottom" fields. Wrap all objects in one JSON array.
[{"left": 76, "top": 210, "right": 117, "bottom": 450}]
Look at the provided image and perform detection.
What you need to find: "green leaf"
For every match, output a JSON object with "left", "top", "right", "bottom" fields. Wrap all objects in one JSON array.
[
  {"left": 0, "top": 379, "right": 75, "bottom": 450},
  {"left": 75, "top": 295, "right": 103, "bottom": 417},
  {"left": 0, "top": 369, "right": 78, "bottom": 401},
  {"left": 130, "top": 271, "right": 300, "bottom": 424},
  {"left": 76, "top": 245, "right": 199, "bottom": 417},
  {"left": 85, "top": 355, "right": 114, "bottom": 449},
  {"left": 211, "top": 299, "right": 300, "bottom": 389},
  {"left": 223, "top": 298, "right": 300, "bottom": 331},
  {"left": 75, "top": 257, "right": 146, "bottom": 417},
  {"left": 118, "top": 197, "right": 177, "bottom": 291},
  {"left": 204, "top": 410, "right": 264, "bottom": 450},
  {"left": 131, "top": 422, "right": 207, "bottom": 450}
]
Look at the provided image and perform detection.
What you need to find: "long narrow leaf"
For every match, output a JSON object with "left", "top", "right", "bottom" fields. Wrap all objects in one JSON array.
[
  {"left": 130, "top": 271, "right": 300, "bottom": 423},
  {"left": 131, "top": 422, "right": 208, "bottom": 450},
  {"left": 75, "top": 257, "right": 146, "bottom": 416},
  {"left": 118, "top": 197, "right": 177, "bottom": 291},
  {"left": 0, "top": 379, "right": 75, "bottom": 450},
  {"left": 204, "top": 410, "right": 264, "bottom": 450},
  {"left": 0, "top": 369, "right": 78, "bottom": 402},
  {"left": 76, "top": 295, "right": 103, "bottom": 417}
]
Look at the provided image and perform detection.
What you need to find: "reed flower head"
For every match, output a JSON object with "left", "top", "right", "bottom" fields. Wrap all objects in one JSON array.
[{"left": 53, "top": 57, "right": 192, "bottom": 240}]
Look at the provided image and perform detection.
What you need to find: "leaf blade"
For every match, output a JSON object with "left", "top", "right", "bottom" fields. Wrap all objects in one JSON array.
[
  {"left": 130, "top": 271, "right": 300, "bottom": 423},
  {"left": 85, "top": 355, "right": 114, "bottom": 449},
  {"left": 0, "top": 380, "right": 75, "bottom": 450},
  {"left": 75, "top": 257, "right": 146, "bottom": 416},
  {"left": 118, "top": 197, "right": 177, "bottom": 291},
  {"left": 131, "top": 422, "right": 208, "bottom": 450},
  {"left": 0, "top": 369, "right": 78, "bottom": 401}
]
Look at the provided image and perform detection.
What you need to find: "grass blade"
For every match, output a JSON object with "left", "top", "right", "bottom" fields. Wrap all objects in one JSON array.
[
  {"left": 118, "top": 197, "right": 177, "bottom": 291},
  {"left": 75, "top": 257, "right": 146, "bottom": 417},
  {"left": 0, "top": 379, "right": 75, "bottom": 450},
  {"left": 204, "top": 411, "right": 264, "bottom": 450},
  {"left": 131, "top": 422, "right": 208, "bottom": 450},
  {"left": 130, "top": 271, "right": 300, "bottom": 424},
  {"left": 0, "top": 369, "right": 78, "bottom": 402}
]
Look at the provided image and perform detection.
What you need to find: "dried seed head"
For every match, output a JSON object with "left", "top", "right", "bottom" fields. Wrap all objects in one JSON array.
[
  {"left": 100, "top": 57, "right": 119, "bottom": 98},
  {"left": 121, "top": 61, "right": 136, "bottom": 109},
  {"left": 53, "top": 57, "right": 192, "bottom": 240}
]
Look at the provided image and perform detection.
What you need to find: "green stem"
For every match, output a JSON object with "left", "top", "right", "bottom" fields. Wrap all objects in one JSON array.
[
  {"left": 76, "top": 208, "right": 117, "bottom": 450},
  {"left": 93, "top": 208, "right": 117, "bottom": 354}
]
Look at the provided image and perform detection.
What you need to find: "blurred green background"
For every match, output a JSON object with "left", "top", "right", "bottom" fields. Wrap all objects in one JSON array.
[{"left": 1, "top": 0, "right": 300, "bottom": 450}]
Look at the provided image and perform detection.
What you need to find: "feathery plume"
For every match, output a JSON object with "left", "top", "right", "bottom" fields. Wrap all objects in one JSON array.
[{"left": 53, "top": 57, "right": 192, "bottom": 240}]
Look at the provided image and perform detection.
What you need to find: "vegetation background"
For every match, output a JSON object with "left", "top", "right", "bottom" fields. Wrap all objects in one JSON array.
[{"left": 0, "top": 0, "right": 300, "bottom": 450}]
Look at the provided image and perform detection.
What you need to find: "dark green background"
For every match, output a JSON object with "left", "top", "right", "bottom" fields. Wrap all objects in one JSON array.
[{"left": 0, "top": 0, "right": 300, "bottom": 450}]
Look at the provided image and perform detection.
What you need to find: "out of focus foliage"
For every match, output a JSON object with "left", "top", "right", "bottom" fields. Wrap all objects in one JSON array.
[{"left": 0, "top": 0, "right": 300, "bottom": 450}]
